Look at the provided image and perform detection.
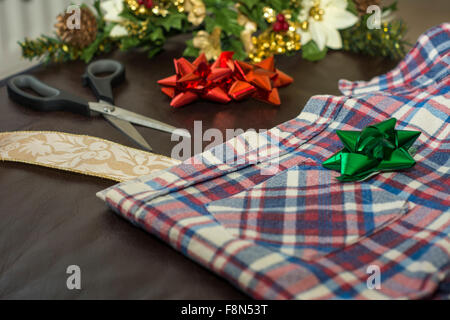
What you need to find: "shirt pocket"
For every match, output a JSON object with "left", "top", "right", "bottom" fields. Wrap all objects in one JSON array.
[{"left": 206, "top": 164, "right": 409, "bottom": 261}]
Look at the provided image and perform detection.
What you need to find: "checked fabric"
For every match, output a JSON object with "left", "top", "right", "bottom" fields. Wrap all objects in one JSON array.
[{"left": 99, "top": 24, "right": 450, "bottom": 299}]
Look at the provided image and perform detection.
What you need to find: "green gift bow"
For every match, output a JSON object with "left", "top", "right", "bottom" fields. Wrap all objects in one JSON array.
[{"left": 322, "top": 118, "right": 421, "bottom": 182}]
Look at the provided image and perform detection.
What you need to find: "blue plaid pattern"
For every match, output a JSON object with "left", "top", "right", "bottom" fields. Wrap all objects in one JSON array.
[
  {"left": 99, "top": 24, "right": 450, "bottom": 299},
  {"left": 206, "top": 164, "right": 410, "bottom": 261}
]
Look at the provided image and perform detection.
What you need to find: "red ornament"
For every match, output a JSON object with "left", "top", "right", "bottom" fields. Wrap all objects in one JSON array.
[
  {"left": 273, "top": 13, "right": 289, "bottom": 32},
  {"left": 138, "top": 0, "right": 153, "bottom": 9},
  {"left": 157, "top": 52, "right": 293, "bottom": 108},
  {"left": 276, "top": 14, "right": 286, "bottom": 21}
]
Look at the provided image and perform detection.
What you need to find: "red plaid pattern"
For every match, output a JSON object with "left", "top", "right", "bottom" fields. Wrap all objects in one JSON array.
[
  {"left": 99, "top": 24, "right": 450, "bottom": 299},
  {"left": 207, "top": 164, "right": 410, "bottom": 261}
]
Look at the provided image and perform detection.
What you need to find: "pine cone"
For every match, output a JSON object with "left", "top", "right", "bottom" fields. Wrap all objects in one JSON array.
[
  {"left": 354, "top": 0, "right": 381, "bottom": 15},
  {"left": 55, "top": 7, "right": 98, "bottom": 49}
]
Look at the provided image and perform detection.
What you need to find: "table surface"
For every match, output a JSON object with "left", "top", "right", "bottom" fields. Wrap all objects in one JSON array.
[{"left": 0, "top": 0, "right": 448, "bottom": 299}]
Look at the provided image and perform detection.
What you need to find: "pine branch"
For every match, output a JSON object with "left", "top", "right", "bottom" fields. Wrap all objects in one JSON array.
[{"left": 341, "top": 17, "right": 409, "bottom": 60}]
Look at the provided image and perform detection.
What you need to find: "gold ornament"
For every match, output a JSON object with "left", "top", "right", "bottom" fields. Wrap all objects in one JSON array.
[
  {"left": 263, "top": 7, "right": 276, "bottom": 23},
  {"left": 125, "top": 0, "right": 185, "bottom": 17},
  {"left": 298, "top": 0, "right": 327, "bottom": 33},
  {"left": 126, "top": 0, "right": 149, "bottom": 15},
  {"left": 184, "top": 0, "right": 206, "bottom": 26},
  {"left": 290, "top": 0, "right": 302, "bottom": 8},
  {"left": 173, "top": 0, "right": 185, "bottom": 12},
  {"left": 249, "top": 7, "right": 301, "bottom": 63},
  {"left": 249, "top": 28, "right": 301, "bottom": 63},
  {"left": 300, "top": 20, "right": 309, "bottom": 31},
  {"left": 124, "top": 19, "right": 150, "bottom": 40},
  {"left": 309, "top": 4, "right": 324, "bottom": 21},
  {"left": 192, "top": 27, "right": 222, "bottom": 61}
]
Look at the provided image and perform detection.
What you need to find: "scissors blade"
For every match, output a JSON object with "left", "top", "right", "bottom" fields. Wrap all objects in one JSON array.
[
  {"left": 103, "top": 114, "right": 152, "bottom": 152},
  {"left": 89, "top": 102, "right": 190, "bottom": 138}
]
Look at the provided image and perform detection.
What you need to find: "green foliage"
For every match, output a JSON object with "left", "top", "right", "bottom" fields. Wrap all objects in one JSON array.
[
  {"left": 222, "top": 37, "right": 246, "bottom": 60},
  {"left": 301, "top": 41, "right": 328, "bottom": 62},
  {"left": 119, "top": 36, "right": 141, "bottom": 51},
  {"left": 81, "top": 23, "right": 115, "bottom": 62},
  {"left": 239, "top": 0, "right": 259, "bottom": 9},
  {"left": 183, "top": 39, "right": 200, "bottom": 58},
  {"left": 82, "top": 37, "right": 105, "bottom": 62},
  {"left": 147, "top": 46, "right": 163, "bottom": 58},
  {"left": 117, "top": 5, "right": 188, "bottom": 59},
  {"left": 270, "top": 0, "right": 288, "bottom": 12},
  {"left": 203, "top": 0, "right": 243, "bottom": 36},
  {"left": 347, "top": 0, "right": 358, "bottom": 16},
  {"left": 383, "top": 0, "right": 398, "bottom": 13},
  {"left": 160, "top": 12, "right": 185, "bottom": 31},
  {"left": 237, "top": 1, "right": 269, "bottom": 30},
  {"left": 150, "top": 28, "right": 165, "bottom": 44},
  {"left": 19, "top": 0, "right": 409, "bottom": 64},
  {"left": 341, "top": 17, "right": 409, "bottom": 60},
  {"left": 119, "top": 5, "right": 142, "bottom": 23},
  {"left": 93, "top": 0, "right": 106, "bottom": 29}
]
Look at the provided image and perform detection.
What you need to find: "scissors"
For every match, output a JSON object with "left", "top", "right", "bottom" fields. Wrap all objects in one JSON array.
[{"left": 6, "top": 59, "right": 189, "bottom": 151}]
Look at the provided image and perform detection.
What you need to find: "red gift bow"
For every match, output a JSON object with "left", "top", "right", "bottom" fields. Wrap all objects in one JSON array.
[{"left": 157, "top": 51, "right": 293, "bottom": 108}]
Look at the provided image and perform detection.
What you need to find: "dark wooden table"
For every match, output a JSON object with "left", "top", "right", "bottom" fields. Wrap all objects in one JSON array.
[{"left": 0, "top": 0, "right": 448, "bottom": 299}]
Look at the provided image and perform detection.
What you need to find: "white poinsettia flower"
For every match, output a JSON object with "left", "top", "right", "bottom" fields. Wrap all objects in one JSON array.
[
  {"left": 296, "top": 0, "right": 358, "bottom": 50},
  {"left": 110, "top": 25, "right": 128, "bottom": 38},
  {"left": 100, "top": 0, "right": 125, "bottom": 23}
]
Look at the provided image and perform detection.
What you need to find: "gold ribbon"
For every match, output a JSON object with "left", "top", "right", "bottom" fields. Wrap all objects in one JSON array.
[{"left": 0, "top": 131, "right": 180, "bottom": 182}]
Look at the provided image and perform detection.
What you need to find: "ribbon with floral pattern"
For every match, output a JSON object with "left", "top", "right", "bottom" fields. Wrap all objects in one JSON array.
[{"left": 0, "top": 131, "right": 180, "bottom": 182}]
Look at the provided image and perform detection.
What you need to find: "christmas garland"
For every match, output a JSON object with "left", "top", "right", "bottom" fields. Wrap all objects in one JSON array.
[{"left": 20, "top": 0, "right": 408, "bottom": 64}]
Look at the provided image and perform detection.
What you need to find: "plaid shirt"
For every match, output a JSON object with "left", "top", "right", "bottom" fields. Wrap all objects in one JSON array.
[{"left": 99, "top": 24, "right": 450, "bottom": 299}]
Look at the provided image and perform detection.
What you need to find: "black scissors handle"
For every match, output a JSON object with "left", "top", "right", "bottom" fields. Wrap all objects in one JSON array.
[
  {"left": 82, "top": 59, "right": 125, "bottom": 104},
  {"left": 7, "top": 75, "right": 91, "bottom": 116}
]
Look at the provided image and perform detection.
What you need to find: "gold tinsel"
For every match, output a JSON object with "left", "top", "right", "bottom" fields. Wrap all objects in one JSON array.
[
  {"left": 125, "top": 0, "right": 185, "bottom": 17},
  {"left": 124, "top": 20, "right": 150, "bottom": 40},
  {"left": 54, "top": 7, "right": 97, "bottom": 49},
  {"left": 248, "top": 7, "right": 301, "bottom": 63},
  {"left": 263, "top": 7, "right": 277, "bottom": 23}
]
